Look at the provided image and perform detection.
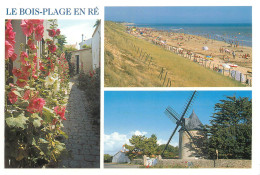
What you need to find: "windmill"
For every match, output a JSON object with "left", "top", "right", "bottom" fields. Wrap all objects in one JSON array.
[{"left": 162, "top": 91, "right": 203, "bottom": 159}]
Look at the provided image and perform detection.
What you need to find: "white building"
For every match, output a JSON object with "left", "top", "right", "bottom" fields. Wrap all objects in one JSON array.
[
  {"left": 91, "top": 21, "right": 101, "bottom": 69},
  {"left": 79, "top": 36, "right": 92, "bottom": 49}
]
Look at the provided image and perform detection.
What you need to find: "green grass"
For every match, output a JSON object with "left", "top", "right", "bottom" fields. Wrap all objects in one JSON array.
[{"left": 104, "top": 21, "right": 245, "bottom": 87}]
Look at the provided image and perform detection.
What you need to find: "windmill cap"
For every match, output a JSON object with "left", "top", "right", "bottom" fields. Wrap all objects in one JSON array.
[{"left": 184, "top": 110, "right": 203, "bottom": 130}]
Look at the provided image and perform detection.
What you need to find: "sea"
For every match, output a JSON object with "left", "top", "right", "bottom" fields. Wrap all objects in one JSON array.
[{"left": 130, "top": 23, "right": 252, "bottom": 47}]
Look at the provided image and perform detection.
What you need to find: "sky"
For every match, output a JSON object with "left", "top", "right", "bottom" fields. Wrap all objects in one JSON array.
[
  {"left": 58, "top": 19, "right": 97, "bottom": 48},
  {"left": 105, "top": 6, "right": 252, "bottom": 24},
  {"left": 104, "top": 90, "right": 252, "bottom": 155}
]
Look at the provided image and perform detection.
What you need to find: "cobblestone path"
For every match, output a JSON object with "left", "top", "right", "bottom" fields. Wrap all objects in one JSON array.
[{"left": 59, "top": 79, "right": 100, "bottom": 168}]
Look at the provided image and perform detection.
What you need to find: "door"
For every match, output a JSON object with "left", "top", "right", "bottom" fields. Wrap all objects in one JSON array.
[{"left": 76, "top": 55, "right": 79, "bottom": 74}]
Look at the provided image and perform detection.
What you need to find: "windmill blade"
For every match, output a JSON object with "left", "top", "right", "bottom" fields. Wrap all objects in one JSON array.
[
  {"left": 162, "top": 123, "right": 180, "bottom": 156},
  {"left": 164, "top": 106, "right": 180, "bottom": 123},
  {"left": 179, "top": 91, "right": 197, "bottom": 120}
]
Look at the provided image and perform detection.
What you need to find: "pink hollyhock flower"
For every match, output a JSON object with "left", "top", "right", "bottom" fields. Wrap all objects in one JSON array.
[
  {"left": 48, "top": 44, "right": 56, "bottom": 53},
  {"left": 89, "top": 71, "right": 93, "bottom": 77},
  {"left": 9, "top": 83, "right": 15, "bottom": 88},
  {"left": 56, "top": 29, "right": 60, "bottom": 36},
  {"left": 23, "top": 90, "right": 30, "bottom": 101},
  {"left": 27, "top": 39, "right": 36, "bottom": 50},
  {"left": 21, "top": 64, "right": 31, "bottom": 77},
  {"left": 12, "top": 67, "right": 22, "bottom": 77},
  {"left": 28, "top": 19, "right": 44, "bottom": 25},
  {"left": 8, "top": 90, "right": 18, "bottom": 104},
  {"left": 5, "top": 23, "right": 16, "bottom": 46},
  {"left": 20, "top": 51, "right": 28, "bottom": 64},
  {"left": 16, "top": 78, "right": 28, "bottom": 88},
  {"left": 10, "top": 53, "right": 17, "bottom": 61},
  {"left": 54, "top": 106, "right": 66, "bottom": 120},
  {"left": 34, "top": 24, "right": 44, "bottom": 41},
  {"left": 5, "top": 41, "right": 14, "bottom": 60},
  {"left": 27, "top": 98, "right": 46, "bottom": 113},
  {"left": 32, "top": 74, "right": 38, "bottom": 79},
  {"left": 5, "top": 20, "right": 13, "bottom": 30},
  {"left": 20, "top": 20, "right": 34, "bottom": 37},
  {"left": 48, "top": 29, "right": 56, "bottom": 37}
]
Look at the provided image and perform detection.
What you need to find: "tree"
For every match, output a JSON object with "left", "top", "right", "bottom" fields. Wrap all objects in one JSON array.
[
  {"left": 104, "top": 154, "right": 113, "bottom": 163},
  {"left": 125, "top": 134, "right": 158, "bottom": 160},
  {"left": 56, "top": 34, "right": 67, "bottom": 55},
  {"left": 207, "top": 96, "right": 252, "bottom": 159},
  {"left": 93, "top": 19, "right": 101, "bottom": 28},
  {"left": 82, "top": 44, "right": 91, "bottom": 49},
  {"left": 157, "top": 144, "right": 179, "bottom": 158}
]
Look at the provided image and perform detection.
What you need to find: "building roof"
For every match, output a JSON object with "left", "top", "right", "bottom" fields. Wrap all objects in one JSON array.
[{"left": 184, "top": 110, "right": 203, "bottom": 130}]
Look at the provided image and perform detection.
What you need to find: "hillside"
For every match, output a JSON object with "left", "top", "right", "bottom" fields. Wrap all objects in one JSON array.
[{"left": 104, "top": 21, "right": 244, "bottom": 87}]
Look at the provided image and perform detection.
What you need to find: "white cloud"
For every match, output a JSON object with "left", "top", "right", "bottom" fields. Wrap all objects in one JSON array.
[
  {"left": 157, "top": 139, "right": 178, "bottom": 147},
  {"left": 58, "top": 20, "right": 96, "bottom": 47},
  {"left": 130, "top": 130, "right": 147, "bottom": 136},
  {"left": 104, "top": 132, "right": 129, "bottom": 155}
]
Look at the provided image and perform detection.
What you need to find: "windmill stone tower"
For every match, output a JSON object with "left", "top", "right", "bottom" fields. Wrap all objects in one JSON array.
[{"left": 179, "top": 110, "right": 204, "bottom": 159}]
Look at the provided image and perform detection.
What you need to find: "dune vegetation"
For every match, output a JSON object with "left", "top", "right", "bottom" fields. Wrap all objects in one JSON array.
[{"left": 104, "top": 21, "right": 244, "bottom": 87}]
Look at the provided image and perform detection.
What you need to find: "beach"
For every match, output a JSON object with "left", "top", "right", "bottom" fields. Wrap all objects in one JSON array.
[{"left": 126, "top": 26, "right": 252, "bottom": 82}]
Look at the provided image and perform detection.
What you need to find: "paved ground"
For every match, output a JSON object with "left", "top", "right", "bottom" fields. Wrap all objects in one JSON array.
[
  {"left": 59, "top": 79, "right": 100, "bottom": 168},
  {"left": 104, "top": 163, "right": 140, "bottom": 168}
]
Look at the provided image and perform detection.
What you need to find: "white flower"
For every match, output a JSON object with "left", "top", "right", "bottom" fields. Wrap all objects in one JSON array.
[
  {"left": 53, "top": 80, "right": 60, "bottom": 93},
  {"left": 45, "top": 75, "right": 55, "bottom": 87}
]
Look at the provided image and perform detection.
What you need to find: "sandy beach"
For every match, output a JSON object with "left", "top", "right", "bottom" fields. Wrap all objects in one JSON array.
[{"left": 126, "top": 26, "right": 252, "bottom": 82}]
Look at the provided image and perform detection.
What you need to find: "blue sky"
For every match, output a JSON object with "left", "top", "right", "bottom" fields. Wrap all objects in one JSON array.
[
  {"left": 58, "top": 19, "right": 97, "bottom": 47},
  {"left": 104, "top": 90, "right": 252, "bottom": 155},
  {"left": 105, "top": 7, "right": 252, "bottom": 24}
]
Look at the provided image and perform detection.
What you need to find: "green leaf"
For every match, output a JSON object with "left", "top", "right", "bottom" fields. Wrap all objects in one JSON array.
[
  {"left": 33, "top": 119, "right": 41, "bottom": 127},
  {"left": 12, "top": 90, "right": 22, "bottom": 97},
  {"left": 6, "top": 113, "right": 28, "bottom": 129},
  {"left": 42, "top": 106, "right": 55, "bottom": 122},
  {"left": 58, "top": 130, "right": 68, "bottom": 139},
  {"left": 39, "top": 138, "right": 49, "bottom": 144}
]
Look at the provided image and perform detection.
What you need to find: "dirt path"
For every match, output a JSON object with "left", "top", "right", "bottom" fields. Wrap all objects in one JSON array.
[{"left": 58, "top": 78, "right": 100, "bottom": 168}]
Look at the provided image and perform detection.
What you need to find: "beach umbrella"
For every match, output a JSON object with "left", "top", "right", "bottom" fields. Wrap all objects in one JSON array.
[
  {"left": 202, "top": 46, "right": 209, "bottom": 50},
  {"left": 206, "top": 56, "right": 212, "bottom": 58}
]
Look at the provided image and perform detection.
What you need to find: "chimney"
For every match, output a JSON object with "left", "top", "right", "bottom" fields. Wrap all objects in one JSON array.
[{"left": 82, "top": 34, "right": 84, "bottom": 43}]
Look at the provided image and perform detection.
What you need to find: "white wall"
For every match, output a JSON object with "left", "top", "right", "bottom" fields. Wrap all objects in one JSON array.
[{"left": 91, "top": 23, "right": 101, "bottom": 69}]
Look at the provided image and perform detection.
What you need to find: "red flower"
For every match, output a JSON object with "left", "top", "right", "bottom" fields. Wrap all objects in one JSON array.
[
  {"left": 89, "top": 71, "right": 93, "bottom": 77},
  {"left": 48, "top": 29, "right": 56, "bottom": 37},
  {"left": 27, "top": 39, "right": 36, "bottom": 50},
  {"left": 28, "top": 19, "right": 44, "bottom": 25},
  {"left": 6, "top": 20, "right": 13, "bottom": 30},
  {"left": 48, "top": 44, "right": 56, "bottom": 53},
  {"left": 32, "top": 74, "right": 38, "bottom": 79},
  {"left": 16, "top": 79, "right": 28, "bottom": 88},
  {"left": 54, "top": 106, "right": 66, "bottom": 120},
  {"left": 20, "top": 51, "right": 28, "bottom": 64},
  {"left": 56, "top": 29, "right": 60, "bottom": 36},
  {"left": 10, "top": 53, "right": 17, "bottom": 61},
  {"left": 8, "top": 90, "right": 18, "bottom": 104},
  {"left": 12, "top": 67, "right": 22, "bottom": 77},
  {"left": 20, "top": 20, "right": 34, "bottom": 37},
  {"left": 5, "top": 41, "right": 14, "bottom": 60},
  {"left": 5, "top": 20, "right": 16, "bottom": 46},
  {"left": 27, "top": 98, "right": 46, "bottom": 113},
  {"left": 34, "top": 24, "right": 44, "bottom": 41},
  {"left": 23, "top": 90, "right": 30, "bottom": 101}
]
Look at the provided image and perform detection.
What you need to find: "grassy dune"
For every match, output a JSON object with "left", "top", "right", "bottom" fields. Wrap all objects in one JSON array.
[{"left": 104, "top": 21, "right": 244, "bottom": 87}]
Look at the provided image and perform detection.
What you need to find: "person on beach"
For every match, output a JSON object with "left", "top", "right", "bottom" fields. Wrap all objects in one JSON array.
[{"left": 232, "top": 51, "right": 236, "bottom": 59}]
